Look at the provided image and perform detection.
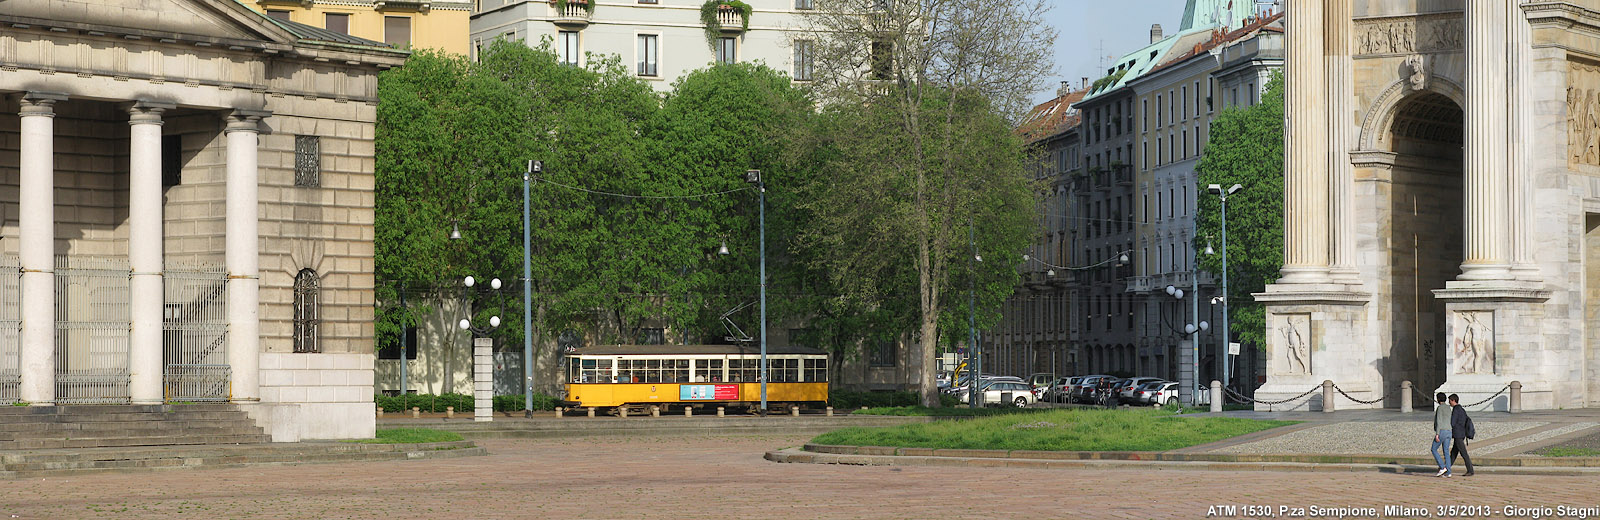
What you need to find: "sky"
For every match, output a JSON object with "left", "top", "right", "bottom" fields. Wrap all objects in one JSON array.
[{"left": 1032, "top": 0, "right": 1193, "bottom": 105}]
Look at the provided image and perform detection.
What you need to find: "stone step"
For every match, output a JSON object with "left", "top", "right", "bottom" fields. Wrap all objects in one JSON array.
[
  {"left": 0, "top": 426, "right": 264, "bottom": 441},
  {"left": 0, "top": 434, "right": 272, "bottom": 450},
  {"left": 0, "top": 442, "right": 488, "bottom": 478},
  {"left": 0, "top": 404, "right": 240, "bottom": 415},
  {"left": 0, "top": 411, "right": 253, "bottom": 423},
  {"left": 0, "top": 419, "right": 256, "bottom": 433}
]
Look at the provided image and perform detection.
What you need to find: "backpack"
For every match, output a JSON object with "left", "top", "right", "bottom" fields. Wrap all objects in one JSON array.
[{"left": 1465, "top": 415, "right": 1476, "bottom": 440}]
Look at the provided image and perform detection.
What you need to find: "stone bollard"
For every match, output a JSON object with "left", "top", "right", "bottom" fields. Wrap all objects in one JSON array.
[
  {"left": 411, "top": 406, "right": 420, "bottom": 419},
  {"left": 1510, "top": 381, "right": 1522, "bottom": 414},
  {"left": 376, "top": 406, "right": 384, "bottom": 418},
  {"left": 717, "top": 406, "right": 725, "bottom": 417},
  {"left": 826, "top": 406, "right": 834, "bottom": 417},
  {"left": 1322, "top": 380, "right": 1335, "bottom": 413},
  {"left": 860, "top": 406, "right": 868, "bottom": 411},
  {"left": 1210, "top": 381, "right": 1223, "bottom": 413},
  {"left": 620, "top": 407, "right": 629, "bottom": 418},
  {"left": 685, "top": 407, "right": 693, "bottom": 417},
  {"left": 1400, "top": 381, "right": 1413, "bottom": 413},
  {"left": 446, "top": 406, "right": 455, "bottom": 419},
  {"left": 650, "top": 405, "right": 660, "bottom": 418},
  {"left": 790, "top": 406, "right": 800, "bottom": 417},
  {"left": 587, "top": 407, "right": 596, "bottom": 418},
  {"left": 556, "top": 407, "right": 564, "bottom": 418}
]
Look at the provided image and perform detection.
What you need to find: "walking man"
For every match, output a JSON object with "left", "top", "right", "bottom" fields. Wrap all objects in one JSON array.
[
  {"left": 1450, "top": 394, "right": 1476, "bottom": 476},
  {"left": 1430, "top": 392, "right": 1454, "bottom": 477}
]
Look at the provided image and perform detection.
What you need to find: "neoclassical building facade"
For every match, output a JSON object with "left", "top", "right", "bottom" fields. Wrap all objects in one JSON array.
[
  {"left": 1259, "top": 0, "right": 1600, "bottom": 411},
  {"left": 0, "top": 0, "right": 403, "bottom": 440}
]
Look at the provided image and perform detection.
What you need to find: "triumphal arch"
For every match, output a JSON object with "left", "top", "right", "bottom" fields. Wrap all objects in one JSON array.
[{"left": 1257, "top": 0, "right": 1600, "bottom": 411}]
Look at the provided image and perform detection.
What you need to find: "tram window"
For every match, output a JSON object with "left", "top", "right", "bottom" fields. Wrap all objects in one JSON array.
[
  {"left": 779, "top": 358, "right": 800, "bottom": 382},
  {"left": 695, "top": 359, "right": 723, "bottom": 382},
  {"left": 617, "top": 359, "right": 635, "bottom": 383},
  {"left": 674, "top": 359, "right": 690, "bottom": 382},
  {"left": 805, "top": 358, "right": 828, "bottom": 383},
  {"left": 645, "top": 359, "right": 661, "bottom": 382}
]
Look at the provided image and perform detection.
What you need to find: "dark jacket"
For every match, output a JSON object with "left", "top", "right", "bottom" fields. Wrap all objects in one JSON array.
[{"left": 1451, "top": 404, "right": 1474, "bottom": 439}]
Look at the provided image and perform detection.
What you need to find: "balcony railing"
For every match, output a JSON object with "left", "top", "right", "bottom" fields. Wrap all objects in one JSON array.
[
  {"left": 717, "top": 5, "right": 745, "bottom": 33},
  {"left": 553, "top": 1, "right": 591, "bottom": 27}
]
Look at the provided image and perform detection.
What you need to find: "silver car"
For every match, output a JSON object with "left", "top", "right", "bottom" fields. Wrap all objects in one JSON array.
[{"left": 960, "top": 381, "right": 1035, "bottom": 407}]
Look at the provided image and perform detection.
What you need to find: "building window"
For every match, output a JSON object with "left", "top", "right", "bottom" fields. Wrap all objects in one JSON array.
[
  {"left": 870, "top": 41, "right": 893, "bottom": 79},
  {"left": 324, "top": 13, "right": 350, "bottom": 35},
  {"left": 558, "top": 31, "right": 580, "bottom": 65},
  {"left": 869, "top": 339, "right": 896, "bottom": 367},
  {"left": 295, "top": 135, "right": 320, "bottom": 188},
  {"left": 795, "top": 0, "right": 814, "bottom": 8},
  {"left": 1180, "top": 85, "right": 1186, "bottom": 121},
  {"left": 793, "top": 39, "right": 814, "bottom": 81},
  {"left": 266, "top": 10, "right": 292, "bottom": 22},
  {"left": 716, "top": 37, "right": 737, "bottom": 64},
  {"left": 378, "top": 327, "right": 419, "bottom": 360},
  {"left": 293, "top": 269, "right": 321, "bottom": 354},
  {"left": 162, "top": 134, "right": 182, "bottom": 187},
  {"left": 384, "top": 16, "right": 411, "bottom": 48},
  {"left": 637, "top": 34, "right": 658, "bottom": 76},
  {"left": 1248, "top": 83, "right": 1257, "bottom": 105},
  {"left": 1195, "top": 80, "right": 1203, "bottom": 117}
]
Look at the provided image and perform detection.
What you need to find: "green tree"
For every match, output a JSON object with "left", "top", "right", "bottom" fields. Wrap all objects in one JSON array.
[
  {"left": 797, "top": 0, "right": 1056, "bottom": 406},
  {"left": 1196, "top": 72, "right": 1285, "bottom": 352}
]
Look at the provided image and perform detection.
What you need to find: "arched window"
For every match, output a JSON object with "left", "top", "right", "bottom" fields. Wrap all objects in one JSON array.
[{"left": 293, "top": 269, "right": 320, "bottom": 353}]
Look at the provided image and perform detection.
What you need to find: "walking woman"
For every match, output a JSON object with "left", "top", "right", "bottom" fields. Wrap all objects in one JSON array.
[{"left": 1430, "top": 392, "right": 1454, "bottom": 477}]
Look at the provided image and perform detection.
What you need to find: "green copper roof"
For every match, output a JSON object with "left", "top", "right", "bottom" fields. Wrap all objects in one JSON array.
[{"left": 1181, "top": 0, "right": 1256, "bottom": 31}]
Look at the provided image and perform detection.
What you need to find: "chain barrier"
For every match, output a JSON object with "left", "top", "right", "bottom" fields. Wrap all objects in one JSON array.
[
  {"left": 1462, "top": 384, "right": 1511, "bottom": 408},
  {"left": 1333, "top": 383, "right": 1394, "bottom": 405},
  {"left": 1222, "top": 385, "right": 1320, "bottom": 405}
]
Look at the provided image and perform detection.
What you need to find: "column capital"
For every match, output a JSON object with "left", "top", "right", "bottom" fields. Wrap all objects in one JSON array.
[
  {"left": 126, "top": 100, "right": 174, "bottom": 125},
  {"left": 17, "top": 92, "right": 68, "bottom": 116},
  {"left": 225, "top": 109, "right": 271, "bottom": 133}
]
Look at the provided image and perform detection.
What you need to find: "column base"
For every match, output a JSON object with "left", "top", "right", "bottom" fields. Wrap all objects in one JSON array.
[
  {"left": 1455, "top": 262, "right": 1513, "bottom": 282},
  {"left": 1275, "top": 266, "right": 1332, "bottom": 285},
  {"left": 1328, "top": 266, "right": 1362, "bottom": 286}
]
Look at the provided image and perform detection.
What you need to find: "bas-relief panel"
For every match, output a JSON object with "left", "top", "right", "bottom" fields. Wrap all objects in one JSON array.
[
  {"left": 1275, "top": 313, "right": 1312, "bottom": 375},
  {"left": 1568, "top": 61, "right": 1600, "bottom": 167},
  {"left": 1452, "top": 310, "right": 1495, "bottom": 375},
  {"left": 1354, "top": 14, "right": 1464, "bottom": 57}
]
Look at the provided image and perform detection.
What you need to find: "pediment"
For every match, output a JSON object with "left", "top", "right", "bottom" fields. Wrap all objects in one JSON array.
[{"left": 0, "top": 0, "right": 296, "bottom": 45}]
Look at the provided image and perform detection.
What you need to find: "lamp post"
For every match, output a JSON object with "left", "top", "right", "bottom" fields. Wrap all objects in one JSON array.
[
  {"left": 458, "top": 276, "right": 501, "bottom": 422},
  {"left": 968, "top": 221, "right": 981, "bottom": 408},
  {"left": 744, "top": 169, "right": 768, "bottom": 414},
  {"left": 523, "top": 161, "right": 537, "bottom": 417},
  {"left": 1168, "top": 282, "right": 1209, "bottom": 405},
  {"left": 1208, "top": 183, "right": 1243, "bottom": 393}
]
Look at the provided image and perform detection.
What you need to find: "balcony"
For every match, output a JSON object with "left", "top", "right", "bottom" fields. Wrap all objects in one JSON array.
[
  {"left": 717, "top": 4, "right": 746, "bottom": 34},
  {"left": 552, "top": 0, "right": 592, "bottom": 28},
  {"left": 1126, "top": 275, "right": 1152, "bottom": 293},
  {"left": 1112, "top": 163, "right": 1133, "bottom": 185}
]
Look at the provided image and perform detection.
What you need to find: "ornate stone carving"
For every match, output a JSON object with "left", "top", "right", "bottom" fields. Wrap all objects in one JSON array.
[
  {"left": 1354, "top": 15, "right": 1463, "bottom": 56},
  {"left": 1276, "top": 314, "right": 1312, "bottom": 375},
  {"left": 1452, "top": 311, "right": 1494, "bottom": 375},
  {"left": 1566, "top": 61, "right": 1600, "bottom": 167},
  {"left": 1404, "top": 54, "right": 1428, "bottom": 91}
]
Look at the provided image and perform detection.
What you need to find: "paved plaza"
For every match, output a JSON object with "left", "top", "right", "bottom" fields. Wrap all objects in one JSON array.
[{"left": 2, "top": 431, "right": 1599, "bottom": 519}]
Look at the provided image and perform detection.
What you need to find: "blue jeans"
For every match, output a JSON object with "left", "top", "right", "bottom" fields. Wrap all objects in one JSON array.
[{"left": 1431, "top": 429, "right": 1454, "bottom": 475}]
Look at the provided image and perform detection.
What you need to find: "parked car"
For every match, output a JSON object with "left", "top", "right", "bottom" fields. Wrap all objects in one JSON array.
[
  {"left": 946, "top": 375, "right": 1023, "bottom": 397},
  {"left": 1117, "top": 377, "right": 1167, "bottom": 400},
  {"left": 1134, "top": 381, "right": 1177, "bottom": 406},
  {"left": 1026, "top": 372, "right": 1057, "bottom": 391},
  {"left": 1072, "top": 375, "right": 1111, "bottom": 403},
  {"left": 1042, "top": 376, "right": 1078, "bottom": 403},
  {"left": 960, "top": 381, "right": 1035, "bottom": 407}
]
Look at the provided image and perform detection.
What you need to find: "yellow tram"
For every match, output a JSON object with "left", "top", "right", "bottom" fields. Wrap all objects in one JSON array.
[{"left": 561, "top": 344, "right": 829, "bottom": 414}]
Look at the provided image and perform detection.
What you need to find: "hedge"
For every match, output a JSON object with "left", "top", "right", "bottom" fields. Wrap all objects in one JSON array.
[
  {"left": 375, "top": 393, "right": 560, "bottom": 413},
  {"left": 829, "top": 390, "right": 959, "bottom": 409}
]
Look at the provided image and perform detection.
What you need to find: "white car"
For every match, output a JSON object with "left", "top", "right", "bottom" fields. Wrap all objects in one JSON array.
[{"left": 960, "top": 381, "right": 1035, "bottom": 407}]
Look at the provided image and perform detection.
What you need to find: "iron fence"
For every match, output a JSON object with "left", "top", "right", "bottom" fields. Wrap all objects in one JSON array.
[
  {"left": 164, "top": 262, "right": 229, "bottom": 402},
  {"left": 0, "top": 255, "right": 18, "bottom": 404},
  {"left": 54, "top": 256, "right": 131, "bottom": 404}
]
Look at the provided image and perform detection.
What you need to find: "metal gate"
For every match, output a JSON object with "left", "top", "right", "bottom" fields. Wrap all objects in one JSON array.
[
  {"left": 163, "top": 263, "right": 229, "bottom": 401},
  {"left": 0, "top": 255, "right": 19, "bottom": 405},
  {"left": 54, "top": 256, "right": 131, "bottom": 404}
]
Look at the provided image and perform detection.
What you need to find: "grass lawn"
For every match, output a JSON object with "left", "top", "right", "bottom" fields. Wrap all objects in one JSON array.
[
  {"left": 852, "top": 406, "right": 1054, "bottom": 417},
  {"left": 1535, "top": 447, "right": 1600, "bottom": 457},
  {"left": 813, "top": 408, "right": 1295, "bottom": 452},
  {"left": 345, "top": 428, "right": 463, "bottom": 444}
]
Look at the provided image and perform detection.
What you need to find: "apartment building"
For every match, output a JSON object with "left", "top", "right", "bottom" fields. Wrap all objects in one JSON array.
[{"left": 247, "top": 1, "right": 473, "bottom": 54}]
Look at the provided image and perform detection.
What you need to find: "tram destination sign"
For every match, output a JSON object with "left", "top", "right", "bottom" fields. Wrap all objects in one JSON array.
[{"left": 680, "top": 385, "right": 740, "bottom": 400}]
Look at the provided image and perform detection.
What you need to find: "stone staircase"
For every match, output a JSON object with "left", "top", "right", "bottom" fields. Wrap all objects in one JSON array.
[
  {"left": 0, "top": 404, "right": 487, "bottom": 478},
  {"left": 0, "top": 404, "right": 270, "bottom": 450}
]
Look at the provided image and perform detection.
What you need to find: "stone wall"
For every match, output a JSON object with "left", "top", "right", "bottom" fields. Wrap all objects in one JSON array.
[{"left": 255, "top": 352, "right": 375, "bottom": 442}]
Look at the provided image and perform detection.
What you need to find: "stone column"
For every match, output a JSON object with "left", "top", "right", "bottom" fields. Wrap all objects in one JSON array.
[
  {"left": 1459, "top": 0, "right": 1512, "bottom": 281},
  {"left": 1279, "top": 0, "right": 1330, "bottom": 283},
  {"left": 17, "top": 93, "right": 65, "bottom": 405},
  {"left": 1326, "top": 0, "right": 1358, "bottom": 283},
  {"left": 128, "top": 101, "right": 173, "bottom": 405},
  {"left": 1508, "top": 0, "right": 1538, "bottom": 280},
  {"left": 226, "top": 110, "right": 268, "bottom": 402}
]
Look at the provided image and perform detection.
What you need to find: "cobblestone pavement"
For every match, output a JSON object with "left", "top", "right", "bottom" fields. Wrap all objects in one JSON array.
[
  {"left": 1209, "top": 420, "right": 1546, "bottom": 455},
  {"left": 5, "top": 434, "right": 1600, "bottom": 519}
]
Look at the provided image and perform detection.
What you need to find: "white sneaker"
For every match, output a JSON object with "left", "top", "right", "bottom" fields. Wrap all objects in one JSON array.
[{"left": 1436, "top": 469, "right": 1448, "bottom": 477}]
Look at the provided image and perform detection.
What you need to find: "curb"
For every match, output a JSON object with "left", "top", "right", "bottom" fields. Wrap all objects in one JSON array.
[
  {"left": 795, "top": 443, "right": 1600, "bottom": 468},
  {"left": 765, "top": 448, "right": 1600, "bottom": 476}
]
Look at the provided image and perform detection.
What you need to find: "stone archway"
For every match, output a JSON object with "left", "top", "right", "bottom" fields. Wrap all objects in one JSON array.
[{"left": 1385, "top": 91, "right": 1465, "bottom": 396}]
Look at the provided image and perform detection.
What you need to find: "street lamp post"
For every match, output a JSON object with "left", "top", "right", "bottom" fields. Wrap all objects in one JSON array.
[
  {"left": 745, "top": 170, "right": 768, "bottom": 413},
  {"left": 1208, "top": 183, "right": 1243, "bottom": 393},
  {"left": 523, "top": 161, "right": 538, "bottom": 417},
  {"left": 968, "top": 221, "right": 981, "bottom": 408},
  {"left": 457, "top": 276, "right": 502, "bottom": 421}
]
